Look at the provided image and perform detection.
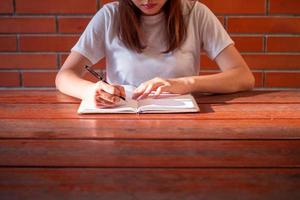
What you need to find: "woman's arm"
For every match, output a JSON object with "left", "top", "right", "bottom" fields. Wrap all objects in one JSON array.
[
  {"left": 132, "top": 45, "right": 255, "bottom": 99},
  {"left": 179, "top": 44, "right": 255, "bottom": 93},
  {"left": 55, "top": 51, "right": 95, "bottom": 99},
  {"left": 55, "top": 51, "right": 125, "bottom": 106}
]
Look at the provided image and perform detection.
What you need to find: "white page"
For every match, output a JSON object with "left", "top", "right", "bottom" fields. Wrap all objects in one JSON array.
[
  {"left": 137, "top": 93, "right": 199, "bottom": 113},
  {"left": 77, "top": 85, "right": 199, "bottom": 114},
  {"left": 77, "top": 99, "right": 138, "bottom": 114},
  {"left": 122, "top": 85, "right": 137, "bottom": 99},
  {"left": 77, "top": 85, "right": 138, "bottom": 114}
]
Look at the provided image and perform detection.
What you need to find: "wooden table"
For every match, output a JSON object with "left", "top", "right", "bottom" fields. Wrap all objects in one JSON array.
[{"left": 0, "top": 90, "right": 300, "bottom": 200}]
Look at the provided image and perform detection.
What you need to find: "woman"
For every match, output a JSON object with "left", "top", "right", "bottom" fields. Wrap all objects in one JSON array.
[{"left": 56, "top": 0, "right": 255, "bottom": 107}]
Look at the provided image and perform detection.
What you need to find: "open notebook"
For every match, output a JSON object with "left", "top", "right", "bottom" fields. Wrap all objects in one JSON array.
[{"left": 77, "top": 85, "right": 200, "bottom": 114}]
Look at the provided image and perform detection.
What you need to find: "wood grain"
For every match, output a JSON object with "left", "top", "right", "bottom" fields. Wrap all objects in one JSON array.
[
  {"left": 193, "top": 90, "right": 300, "bottom": 104},
  {"left": 0, "top": 90, "right": 300, "bottom": 104},
  {"left": 0, "top": 90, "right": 79, "bottom": 104},
  {"left": 0, "top": 168, "right": 299, "bottom": 200},
  {"left": 1, "top": 90, "right": 299, "bottom": 199},
  {"left": 0, "top": 103, "right": 300, "bottom": 119},
  {"left": 0, "top": 140, "right": 299, "bottom": 167},
  {"left": 1, "top": 119, "right": 300, "bottom": 139}
]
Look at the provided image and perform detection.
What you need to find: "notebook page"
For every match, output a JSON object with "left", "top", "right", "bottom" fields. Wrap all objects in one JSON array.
[
  {"left": 137, "top": 94, "right": 199, "bottom": 113},
  {"left": 77, "top": 98, "right": 138, "bottom": 114},
  {"left": 77, "top": 85, "right": 138, "bottom": 114},
  {"left": 123, "top": 85, "right": 136, "bottom": 99}
]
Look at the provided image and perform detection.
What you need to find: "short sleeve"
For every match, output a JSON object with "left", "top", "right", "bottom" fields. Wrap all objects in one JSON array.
[
  {"left": 197, "top": 3, "right": 234, "bottom": 60},
  {"left": 71, "top": 8, "right": 106, "bottom": 65}
]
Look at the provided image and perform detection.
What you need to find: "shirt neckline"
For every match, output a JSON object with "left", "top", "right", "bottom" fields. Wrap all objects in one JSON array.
[{"left": 141, "top": 11, "right": 165, "bottom": 24}]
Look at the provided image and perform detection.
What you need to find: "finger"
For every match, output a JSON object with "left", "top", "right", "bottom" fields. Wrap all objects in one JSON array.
[
  {"left": 96, "top": 103, "right": 118, "bottom": 108},
  {"left": 139, "top": 81, "right": 167, "bottom": 99},
  {"left": 97, "top": 90, "right": 120, "bottom": 104},
  {"left": 94, "top": 81, "right": 123, "bottom": 103},
  {"left": 154, "top": 86, "right": 163, "bottom": 97},
  {"left": 132, "top": 84, "right": 147, "bottom": 99},
  {"left": 95, "top": 94, "right": 116, "bottom": 105},
  {"left": 96, "top": 101, "right": 118, "bottom": 108},
  {"left": 94, "top": 81, "right": 121, "bottom": 97},
  {"left": 154, "top": 85, "right": 171, "bottom": 98},
  {"left": 137, "top": 84, "right": 155, "bottom": 100},
  {"left": 114, "top": 85, "right": 126, "bottom": 99}
]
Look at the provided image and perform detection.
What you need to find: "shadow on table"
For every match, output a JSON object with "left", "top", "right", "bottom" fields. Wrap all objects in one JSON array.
[{"left": 194, "top": 90, "right": 284, "bottom": 114}]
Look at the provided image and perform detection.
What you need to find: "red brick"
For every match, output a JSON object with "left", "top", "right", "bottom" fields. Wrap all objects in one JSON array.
[
  {"left": 0, "top": 54, "right": 57, "bottom": 69},
  {"left": 0, "top": 0, "right": 299, "bottom": 90},
  {"left": 231, "top": 36, "right": 264, "bottom": 52},
  {"left": 201, "top": 54, "right": 300, "bottom": 70},
  {"left": 19, "top": 35, "right": 79, "bottom": 52},
  {"left": 201, "top": 0, "right": 265, "bottom": 15},
  {"left": 22, "top": 71, "right": 57, "bottom": 87},
  {"left": 270, "top": 0, "right": 300, "bottom": 15},
  {"left": 0, "top": 72, "right": 20, "bottom": 87},
  {"left": 201, "top": 55, "right": 217, "bottom": 70},
  {"left": 82, "top": 72, "right": 100, "bottom": 83},
  {"left": 0, "top": 36, "right": 17, "bottom": 51},
  {"left": 94, "top": 58, "right": 106, "bottom": 69},
  {"left": 244, "top": 54, "right": 300, "bottom": 70},
  {"left": 228, "top": 17, "right": 300, "bottom": 34},
  {"left": 0, "top": 0, "right": 13, "bottom": 13},
  {"left": 267, "top": 37, "right": 300, "bottom": 52},
  {"left": 100, "top": 0, "right": 114, "bottom": 5},
  {"left": 0, "top": 17, "right": 55, "bottom": 33},
  {"left": 253, "top": 71, "right": 264, "bottom": 88},
  {"left": 265, "top": 72, "right": 300, "bottom": 88},
  {"left": 217, "top": 16, "right": 225, "bottom": 26},
  {"left": 58, "top": 17, "right": 91, "bottom": 33},
  {"left": 16, "top": 0, "right": 97, "bottom": 14},
  {"left": 60, "top": 54, "right": 69, "bottom": 66}
]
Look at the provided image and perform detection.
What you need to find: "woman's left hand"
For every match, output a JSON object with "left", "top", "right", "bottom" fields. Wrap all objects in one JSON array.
[{"left": 132, "top": 77, "right": 192, "bottom": 100}]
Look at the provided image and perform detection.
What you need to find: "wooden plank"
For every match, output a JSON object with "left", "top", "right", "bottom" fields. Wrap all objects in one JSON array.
[
  {"left": 0, "top": 168, "right": 299, "bottom": 200},
  {"left": 194, "top": 90, "right": 300, "bottom": 104},
  {"left": 1, "top": 119, "right": 300, "bottom": 139},
  {"left": 0, "top": 90, "right": 300, "bottom": 104},
  {"left": 0, "top": 103, "right": 300, "bottom": 119},
  {"left": 0, "top": 140, "right": 299, "bottom": 167},
  {"left": 0, "top": 90, "right": 79, "bottom": 104}
]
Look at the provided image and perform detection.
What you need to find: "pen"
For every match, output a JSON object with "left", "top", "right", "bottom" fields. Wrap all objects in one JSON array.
[{"left": 85, "top": 65, "right": 126, "bottom": 101}]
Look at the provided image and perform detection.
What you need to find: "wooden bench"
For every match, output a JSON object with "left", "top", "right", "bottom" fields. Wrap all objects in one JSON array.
[{"left": 0, "top": 90, "right": 299, "bottom": 199}]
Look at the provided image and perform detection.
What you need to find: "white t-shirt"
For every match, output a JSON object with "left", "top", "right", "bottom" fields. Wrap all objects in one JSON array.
[{"left": 72, "top": 0, "right": 233, "bottom": 87}]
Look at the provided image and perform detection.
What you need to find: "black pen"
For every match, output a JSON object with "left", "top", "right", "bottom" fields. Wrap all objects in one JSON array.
[{"left": 85, "top": 65, "right": 126, "bottom": 101}]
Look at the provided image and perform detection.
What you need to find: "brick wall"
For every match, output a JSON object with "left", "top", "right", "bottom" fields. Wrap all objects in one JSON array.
[{"left": 0, "top": 0, "right": 299, "bottom": 89}]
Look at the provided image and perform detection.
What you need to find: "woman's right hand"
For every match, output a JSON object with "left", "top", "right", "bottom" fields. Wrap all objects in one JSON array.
[{"left": 84, "top": 81, "right": 126, "bottom": 108}]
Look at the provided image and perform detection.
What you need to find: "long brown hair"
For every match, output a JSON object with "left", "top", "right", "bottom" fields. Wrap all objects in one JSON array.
[{"left": 118, "top": 0, "right": 194, "bottom": 54}]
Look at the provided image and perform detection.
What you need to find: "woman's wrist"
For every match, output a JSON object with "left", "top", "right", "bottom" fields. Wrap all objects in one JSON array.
[{"left": 167, "top": 77, "right": 195, "bottom": 94}]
